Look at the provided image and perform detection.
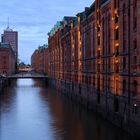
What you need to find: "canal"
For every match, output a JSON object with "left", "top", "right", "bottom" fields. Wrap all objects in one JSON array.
[{"left": 0, "top": 79, "right": 133, "bottom": 140}]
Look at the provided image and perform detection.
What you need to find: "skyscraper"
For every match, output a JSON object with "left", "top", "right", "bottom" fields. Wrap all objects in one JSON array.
[{"left": 1, "top": 25, "right": 18, "bottom": 59}]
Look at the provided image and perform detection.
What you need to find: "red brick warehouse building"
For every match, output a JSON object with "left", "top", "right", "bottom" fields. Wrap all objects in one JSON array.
[
  {"left": 48, "top": 0, "right": 140, "bottom": 136},
  {"left": 31, "top": 44, "right": 49, "bottom": 75},
  {"left": 0, "top": 43, "right": 16, "bottom": 76}
]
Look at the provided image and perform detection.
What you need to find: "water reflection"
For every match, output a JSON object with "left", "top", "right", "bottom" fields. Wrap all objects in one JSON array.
[{"left": 0, "top": 79, "right": 133, "bottom": 140}]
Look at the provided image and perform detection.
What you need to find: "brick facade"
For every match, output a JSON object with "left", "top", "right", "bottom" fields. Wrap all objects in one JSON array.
[
  {"left": 31, "top": 45, "right": 49, "bottom": 74},
  {"left": 47, "top": 0, "right": 140, "bottom": 137},
  {"left": 0, "top": 43, "right": 16, "bottom": 76}
]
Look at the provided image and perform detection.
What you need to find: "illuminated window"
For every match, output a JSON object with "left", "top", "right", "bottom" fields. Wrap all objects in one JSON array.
[{"left": 115, "top": 27, "right": 119, "bottom": 40}]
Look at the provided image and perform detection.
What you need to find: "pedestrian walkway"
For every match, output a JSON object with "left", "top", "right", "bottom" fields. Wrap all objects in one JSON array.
[{"left": 9, "top": 72, "right": 48, "bottom": 79}]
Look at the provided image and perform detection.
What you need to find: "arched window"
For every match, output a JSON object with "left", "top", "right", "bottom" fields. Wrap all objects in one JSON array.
[{"left": 133, "top": 80, "right": 138, "bottom": 97}]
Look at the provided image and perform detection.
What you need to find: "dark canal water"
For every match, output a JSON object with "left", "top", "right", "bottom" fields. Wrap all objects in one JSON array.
[{"left": 0, "top": 79, "right": 133, "bottom": 140}]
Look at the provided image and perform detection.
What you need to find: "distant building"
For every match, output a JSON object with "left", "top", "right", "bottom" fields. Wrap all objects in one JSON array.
[
  {"left": 18, "top": 63, "right": 32, "bottom": 72},
  {"left": 31, "top": 44, "right": 49, "bottom": 74},
  {"left": 0, "top": 43, "right": 16, "bottom": 76},
  {"left": 1, "top": 26, "right": 18, "bottom": 59}
]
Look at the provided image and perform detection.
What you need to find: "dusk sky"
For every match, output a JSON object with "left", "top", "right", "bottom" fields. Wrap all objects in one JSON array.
[{"left": 0, "top": 0, "right": 93, "bottom": 64}]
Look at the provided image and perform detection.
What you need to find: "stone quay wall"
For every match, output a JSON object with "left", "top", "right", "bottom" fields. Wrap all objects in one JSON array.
[{"left": 49, "top": 77, "right": 140, "bottom": 138}]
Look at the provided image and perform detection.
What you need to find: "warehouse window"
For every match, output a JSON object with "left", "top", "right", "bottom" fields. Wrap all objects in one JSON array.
[
  {"left": 133, "top": 39, "right": 137, "bottom": 49},
  {"left": 108, "top": 15, "right": 111, "bottom": 54},
  {"left": 98, "top": 36, "right": 100, "bottom": 45},
  {"left": 132, "top": 80, "right": 138, "bottom": 97},
  {"left": 133, "top": 0, "right": 137, "bottom": 30},
  {"left": 115, "top": 27, "right": 119, "bottom": 40},
  {"left": 108, "top": 77, "right": 110, "bottom": 93},
  {"left": 122, "top": 80, "right": 126, "bottom": 95},
  {"left": 115, "top": 62, "right": 119, "bottom": 73},
  {"left": 123, "top": 4, "right": 126, "bottom": 51},
  {"left": 134, "top": 0, "right": 137, "bottom": 8},
  {"left": 123, "top": 57, "right": 126, "bottom": 71},
  {"left": 114, "top": 0, "right": 117, "bottom": 8},
  {"left": 115, "top": 14, "right": 118, "bottom": 23}
]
